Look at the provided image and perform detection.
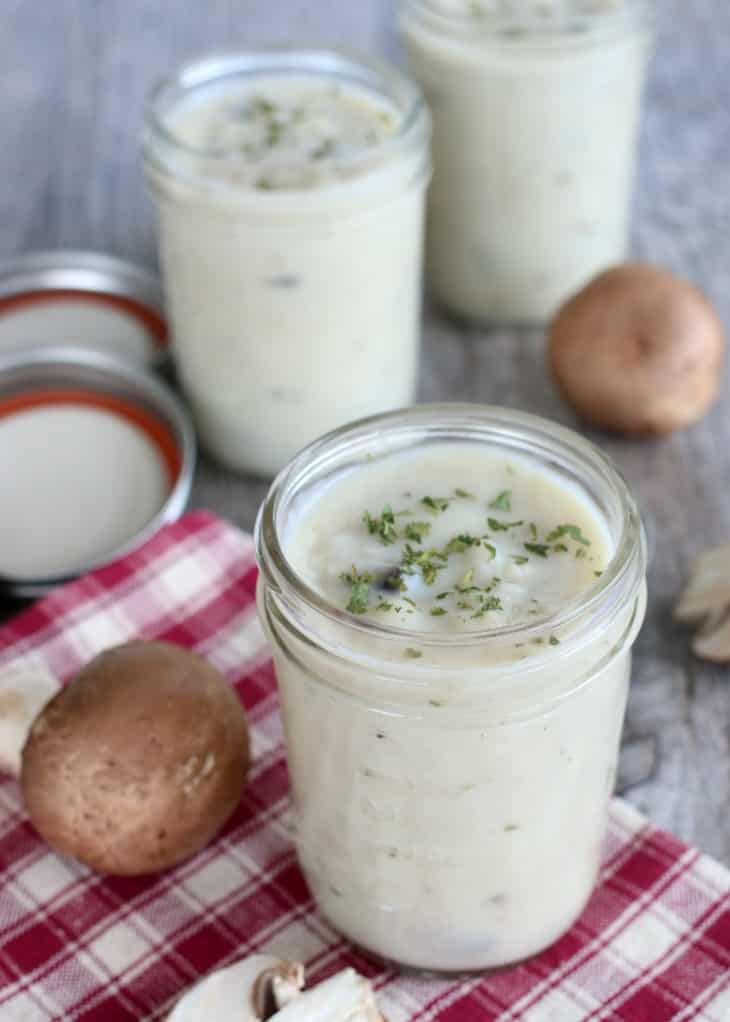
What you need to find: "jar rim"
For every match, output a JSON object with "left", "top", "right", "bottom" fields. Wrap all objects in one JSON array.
[
  {"left": 255, "top": 403, "right": 646, "bottom": 654},
  {"left": 400, "top": 0, "right": 655, "bottom": 46},
  {"left": 142, "top": 46, "right": 429, "bottom": 181}
]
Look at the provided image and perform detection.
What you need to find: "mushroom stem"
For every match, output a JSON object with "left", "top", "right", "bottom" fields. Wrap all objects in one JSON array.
[
  {"left": 0, "top": 664, "right": 58, "bottom": 777},
  {"left": 167, "top": 954, "right": 305, "bottom": 1021},
  {"left": 253, "top": 960, "right": 306, "bottom": 1018},
  {"left": 273, "top": 968, "right": 385, "bottom": 1021},
  {"left": 167, "top": 957, "right": 387, "bottom": 1022}
]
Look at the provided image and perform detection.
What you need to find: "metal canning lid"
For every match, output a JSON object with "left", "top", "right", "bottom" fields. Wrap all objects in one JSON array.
[
  {"left": 0, "top": 346, "right": 195, "bottom": 599},
  {"left": 0, "top": 250, "right": 169, "bottom": 370}
]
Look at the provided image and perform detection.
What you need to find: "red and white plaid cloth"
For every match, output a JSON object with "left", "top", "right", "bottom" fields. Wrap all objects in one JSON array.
[{"left": 0, "top": 511, "right": 728, "bottom": 1022}]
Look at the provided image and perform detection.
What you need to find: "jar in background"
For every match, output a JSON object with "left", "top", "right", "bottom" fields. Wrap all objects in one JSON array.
[
  {"left": 142, "top": 50, "right": 431, "bottom": 476},
  {"left": 400, "top": 1, "right": 655, "bottom": 324},
  {"left": 255, "top": 404, "right": 647, "bottom": 972}
]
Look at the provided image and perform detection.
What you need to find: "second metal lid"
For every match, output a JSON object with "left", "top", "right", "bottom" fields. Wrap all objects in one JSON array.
[{"left": 0, "top": 250, "right": 169, "bottom": 370}]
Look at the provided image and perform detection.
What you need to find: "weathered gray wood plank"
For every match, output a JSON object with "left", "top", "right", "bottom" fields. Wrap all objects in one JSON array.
[{"left": 2, "top": 0, "right": 730, "bottom": 862}]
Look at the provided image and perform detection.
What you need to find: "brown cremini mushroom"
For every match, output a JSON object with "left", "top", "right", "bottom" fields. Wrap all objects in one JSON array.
[
  {"left": 548, "top": 264, "right": 724, "bottom": 435},
  {"left": 20, "top": 640, "right": 250, "bottom": 875}
]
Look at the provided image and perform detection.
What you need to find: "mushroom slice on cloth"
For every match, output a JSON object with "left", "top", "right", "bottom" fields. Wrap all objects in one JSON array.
[
  {"left": 675, "top": 544, "right": 730, "bottom": 661},
  {"left": 0, "top": 663, "right": 58, "bottom": 777},
  {"left": 273, "top": 968, "right": 385, "bottom": 1021},
  {"left": 167, "top": 955, "right": 304, "bottom": 1021},
  {"left": 167, "top": 955, "right": 386, "bottom": 1022}
]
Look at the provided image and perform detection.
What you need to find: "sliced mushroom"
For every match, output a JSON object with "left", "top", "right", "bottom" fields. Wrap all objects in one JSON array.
[
  {"left": 167, "top": 954, "right": 304, "bottom": 1021},
  {"left": 692, "top": 612, "right": 730, "bottom": 663},
  {"left": 674, "top": 544, "right": 730, "bottom": 661},
  {"left": 0, "top": 663, "right": 58, "bottom": 776},
  {"left": 167, "top": 955, "right": 386, "bottom": 1022},
  {"left": 273, "top": 967, "right": 385, "bottom": 1021},
  {"left": 674, "top": 545, "right": 730, "bottom": 623}
]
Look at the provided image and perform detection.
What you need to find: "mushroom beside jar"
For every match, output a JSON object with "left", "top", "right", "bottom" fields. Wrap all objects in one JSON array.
[{"left": 1, "top": 641, "right": 250, "bottom": 875}]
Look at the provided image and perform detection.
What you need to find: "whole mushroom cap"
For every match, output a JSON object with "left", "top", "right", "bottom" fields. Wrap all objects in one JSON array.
[
  {"left": 21, "top": 640, "right": 250, "bottom": 875},
  {"left": 548, "top": 264, "right": 725, "bottom": 435}
]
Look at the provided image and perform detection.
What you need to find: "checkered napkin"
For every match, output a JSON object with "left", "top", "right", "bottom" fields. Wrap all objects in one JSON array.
[{"left": 0, "top": 511, "right": 728, "bottom": 1022}]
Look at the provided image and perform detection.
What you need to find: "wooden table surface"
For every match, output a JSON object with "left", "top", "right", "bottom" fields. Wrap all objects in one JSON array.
[{"left": 2, "top": 0, "right": 729, "bottom": 862}]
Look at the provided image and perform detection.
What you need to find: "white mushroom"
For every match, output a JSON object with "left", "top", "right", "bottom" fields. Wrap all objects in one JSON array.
[
  {"left": 273, "top": 968, "right": 385, "bottom": 1022},
  {"left": 674, "top": 544, "right": 730, "bottom": 661},
  {"left": 167, "top": 955, "right": 386, "bottom": 1022},
  {"left": 167, "top": 955, "right": 304, "bottom": 1021},
  {"left": 0, "top": 663, "right": 58, "bottom": 776}
]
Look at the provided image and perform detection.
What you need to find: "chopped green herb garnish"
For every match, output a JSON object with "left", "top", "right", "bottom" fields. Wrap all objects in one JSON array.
[
  {"left": 401, "top": 545, "right": 448, "bottom": 585},
  {"left": 363, "top": 505, "right": 398, "bottom": 545},
  {"left": 255, "top": 177, "right": 275, "bottom": 191},
  {"left": 429, "top": 698, "right": 445, "bottom": 707},
  {"left": 421, "top": 496, "right": 450, "bottom": 514},
  {"left": 524, "top": 542, "right": 550, "bottom": 558},
  {"left": 549, "top": 635, "right": 560, "bottom": 646},
  {"left": 375, "top": 600, "right": 393, "bottom": 612},
  {"left": 404, "top": 647, "right": 422, "bottom": 659},
  {"left": 266, "top": 120, "right": 284, "bottom": 147},
  {"left": 404, "top": 521, "right": 431, "bottom": 543},
  {"left": 552, "top": 543, "right": 568, "bottom": 554},
  {"left": 529, "top": 523, "right": 538, "bottom": 540},
  {"left": 454, "top": 487, "right": 474, "bottom": 498},
  {"left": 471, "top": 594, "right": 503, "bottom": 618},
  {"left": 488, "top": 518, "right": 524, "bottom": 532},
  {"left": 488, "top": 490, "right": 512, "bottom": 512},
  {"left": 513, "top": 555, "right": 529, "bottom": 565},
  {"left": 341, "top": 567, "right": 373, "bottom": 614},
  {"left": 312, "top": 138, "right": 335, "bottom": 159},
  {"left": 436, "top": 591, "right": 451, "bottom": 600},
  {"left": 575, "top": 547, "right": 588, "bottom": 559},
  {"left": 546, "top": 524, "right": 591, "bottom": 546},
  {"left": 483, "top": 542, "right": 497, "bottom": 560},
  {"left": 594, "top": 570, "right": 603, "bottom": 577},
  {"left": 460, "top": 568, "right": 474, "bottom": 589},
  {"left": 445, "top": 533, "right": 481, "bottom": 554},
  {"left": 382, "top": 567, "right": 406, "bottom": 592},
  {"left": 430, "top": 607, "right": 447, "bottom": 616},
  {"left": 250, "top": 96, "right": 276, "bottom": 116}
]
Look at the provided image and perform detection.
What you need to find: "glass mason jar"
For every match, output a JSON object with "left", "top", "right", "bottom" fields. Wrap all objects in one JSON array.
[
  {"left": 141, "top": 50, "right": 431, "bottom": 477},
  {"left": 255, "top": 404, "right": 647, "bottom": 973},
  {"left": 399, "top": 1, "right": 655, "bottom": 324}
]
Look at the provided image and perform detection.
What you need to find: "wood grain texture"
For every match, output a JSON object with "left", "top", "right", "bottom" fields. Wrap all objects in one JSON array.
[{"left": 2, "top": 0, "right": 730, "bottom": 860}]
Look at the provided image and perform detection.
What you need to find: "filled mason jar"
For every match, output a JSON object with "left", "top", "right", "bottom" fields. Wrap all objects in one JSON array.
[
  {"left": 400, "top": 1, "right": 655, "bottom": 324},
  {"left": 255, "top": 404, "right": 646, "bottom": 972},
  {"left": 141, "top": 50, "right": 431, "bottom": 476}
]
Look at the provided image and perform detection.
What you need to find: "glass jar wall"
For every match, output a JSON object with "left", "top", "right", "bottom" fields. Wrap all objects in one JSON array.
[{"left": 255, "top": 404, "right": 647, "bottom": 972}]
